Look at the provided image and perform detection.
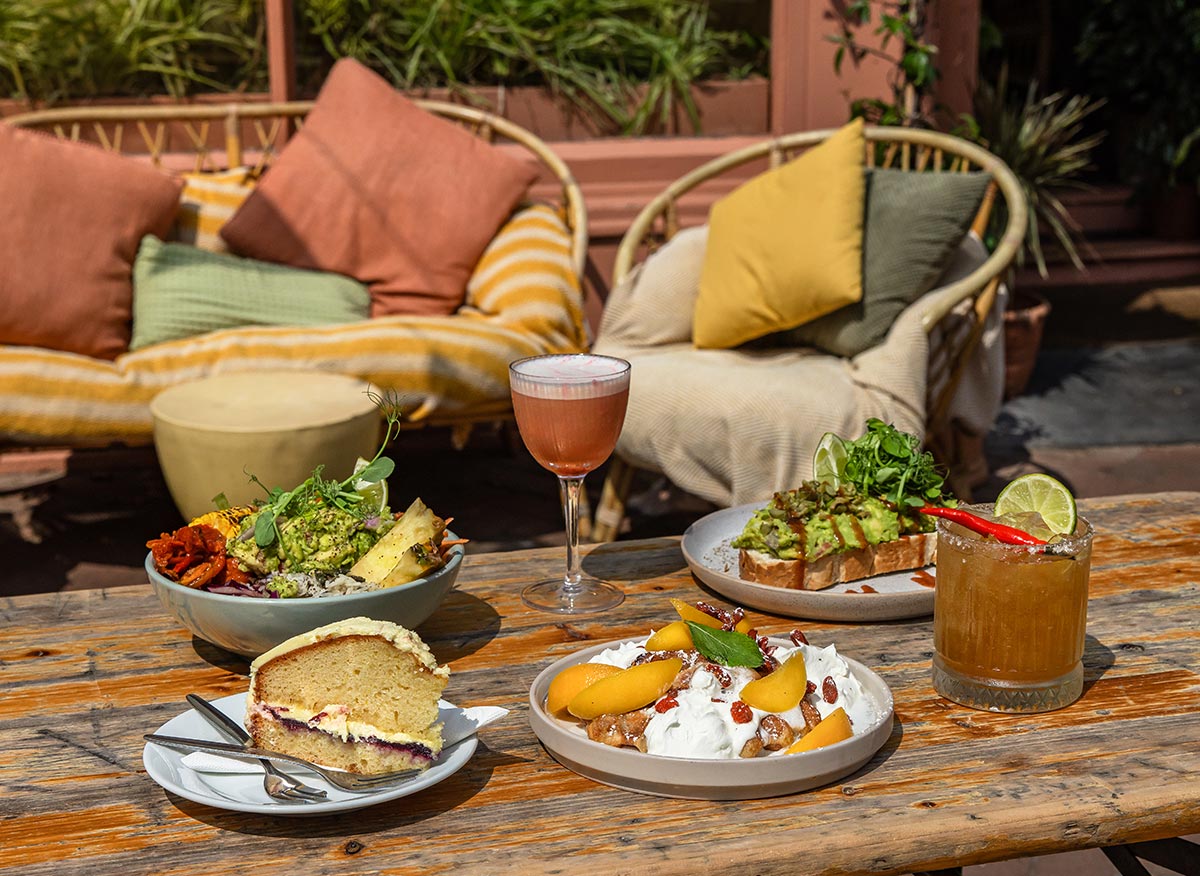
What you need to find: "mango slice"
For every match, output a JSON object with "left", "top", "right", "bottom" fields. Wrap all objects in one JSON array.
[
  {"left": 645, "top": 620, "right": 694, "bottom": 651},
  {"left": 567, "top": 657, "right": 683, "bottom": 720},
  {"left": 785, "top": 706, "right": 853, "bottom": 754},
  {"left": 546, "top": 663, "right": 622, "bottom": 718},
  {"left": 739, "top": 653, "right": 807, "bottom": 712},
  {"left": 669, "top": 598, "right": 753, "bottom": 635}
]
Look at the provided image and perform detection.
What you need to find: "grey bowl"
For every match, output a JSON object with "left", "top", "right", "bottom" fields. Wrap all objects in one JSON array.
[
  {"left": 528, "top": 637, "right": 895, "bottom": 800},
  {"left": 146, "top": 540, "right": 464, "bottom": 659}
]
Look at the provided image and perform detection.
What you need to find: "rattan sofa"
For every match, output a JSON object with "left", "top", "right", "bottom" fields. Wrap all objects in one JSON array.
[{"left": 1, "top": 100, "right": 588, "bottom": 449}]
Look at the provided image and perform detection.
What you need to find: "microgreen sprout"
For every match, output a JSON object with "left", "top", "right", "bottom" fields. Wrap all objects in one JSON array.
[{"left": 247, "top": 392, "right": 404, "bottom": 553}]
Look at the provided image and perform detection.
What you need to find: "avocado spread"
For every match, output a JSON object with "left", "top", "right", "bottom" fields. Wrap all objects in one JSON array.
[
  {"left": 732, "top": 481, "right": 921, "bottom": 562},
  {"left": 227, "top": 503, "right": 393, "bottom": 577}
]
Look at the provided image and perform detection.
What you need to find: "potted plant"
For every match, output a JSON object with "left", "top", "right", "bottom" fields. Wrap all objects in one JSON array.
[
  {"left": 958, "top": 67, "right": 1105, "bottom": 399},
  {"left": 1075, "top": 0, "right": 1200, "bottom": 239}
]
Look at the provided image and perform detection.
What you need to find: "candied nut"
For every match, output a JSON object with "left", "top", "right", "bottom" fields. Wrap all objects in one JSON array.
[
  {"left": 618, "top": 710, "right": 650, "bottom": 742},
  {"left": 758, "top": 715, "right": 796, "bottom": 751},
  {"left": 586, "top": 714, "right": 624, "bottom": 747},
  {"left": 586, "top": 711, "right": 650, "bottom": 749},
  {"left": 740, "top": 736, "right": 764, "bottom": 758},
  {"left": 800, "top": 700, "right": 823, "bottom": 732},
  {"left": 823, "top": 676, "right": 839, "bottom": 704}
]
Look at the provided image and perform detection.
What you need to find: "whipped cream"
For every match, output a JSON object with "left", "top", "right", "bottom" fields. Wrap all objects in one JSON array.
[{"left": 586, "top": 636, "right": 877, "bottom": 760}]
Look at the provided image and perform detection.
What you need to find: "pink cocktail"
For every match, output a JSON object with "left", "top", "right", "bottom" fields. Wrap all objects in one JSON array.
[{"left": 509, "top": 354, "right": 631, "bottom": 613}]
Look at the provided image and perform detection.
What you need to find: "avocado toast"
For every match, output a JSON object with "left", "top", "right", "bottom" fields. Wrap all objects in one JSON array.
[{"left": 731, "top": 420, "right": 953, "bottom": 591}]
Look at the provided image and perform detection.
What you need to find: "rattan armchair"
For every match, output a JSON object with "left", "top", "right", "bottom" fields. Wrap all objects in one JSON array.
[
  {"left": 6, "top": 100, "right": 587, "bottom": 447},
  {"left": 591, "top": 126, "right": 1026, "bottom": 541}
]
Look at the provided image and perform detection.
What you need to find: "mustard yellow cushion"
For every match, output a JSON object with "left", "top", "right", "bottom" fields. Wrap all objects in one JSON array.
[
  {"left": 693, "top": 119, "right": 866, "bottom": 349},
  {"left": 170, "top": 167, "right": 257, "bottom": 253}
]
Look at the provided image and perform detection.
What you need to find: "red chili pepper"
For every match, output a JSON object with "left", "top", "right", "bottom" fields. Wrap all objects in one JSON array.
[{"left": 919, "top": 506, "right": 1046, "bottom": 546}]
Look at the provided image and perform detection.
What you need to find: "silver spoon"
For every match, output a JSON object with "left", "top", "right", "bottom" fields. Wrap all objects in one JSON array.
[{"left": 185, "top": 694, "right": 327, "bottom": 802}]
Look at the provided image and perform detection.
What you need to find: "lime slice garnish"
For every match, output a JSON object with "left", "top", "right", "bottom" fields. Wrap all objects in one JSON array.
[
  {"left": 813, "top": 432, "right": 848, "bottom": 487},
  {"left": 994, "top": 473, "right": 1077, "bottom": 536},
  {"left": 351, "top": 456, "right": 389, "bottom": 516}
]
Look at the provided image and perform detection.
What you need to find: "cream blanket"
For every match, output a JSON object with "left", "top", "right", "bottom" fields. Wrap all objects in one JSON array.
[{"left": 593, "top": 226, "right": 1005, "bottom": 507}]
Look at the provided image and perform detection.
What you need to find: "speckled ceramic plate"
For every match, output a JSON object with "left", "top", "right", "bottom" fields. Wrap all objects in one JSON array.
[
  {"left": 528, "top": 638, "right": 894, "bottom": 800},
  {"left": 681, "top": 503, "right": 935, "bottom": 622}
]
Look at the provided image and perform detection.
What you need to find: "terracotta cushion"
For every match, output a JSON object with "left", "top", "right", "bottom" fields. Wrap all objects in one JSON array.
[
  {"left": 0, "top": 124, "right": 184, "bottom": 360},
  {"left": 221, "top": 59, "right": 539, "bottom": 317}
]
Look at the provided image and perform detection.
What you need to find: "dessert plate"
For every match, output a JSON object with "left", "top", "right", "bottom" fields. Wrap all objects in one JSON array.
[
  {"left": 681, "top": 503, "right": 936, "bottom": 622},
  {"left": 143, "top": 694, "right": 477, "bottom": 816},
  {"left": 528, "top": 638, "right": 894, "bottom": 800}
]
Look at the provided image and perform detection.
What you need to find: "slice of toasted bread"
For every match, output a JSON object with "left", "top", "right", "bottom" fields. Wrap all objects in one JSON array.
[{"left": 738, "top": 532, "right": 937, "bottom": 591}]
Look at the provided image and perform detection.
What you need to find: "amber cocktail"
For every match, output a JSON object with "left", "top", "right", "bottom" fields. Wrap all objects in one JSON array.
[
  {"left": 932, "top": 504, "right": 1093, "bottom": 712},
  {"left": 510, "top": 354, "right": 630, "bottom": 614}
]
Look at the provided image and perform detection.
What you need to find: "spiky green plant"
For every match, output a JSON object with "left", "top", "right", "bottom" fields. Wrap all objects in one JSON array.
[
  {"left": 0, "top": 0, "right": 264, "bottom": 103},
  {"left": 297, "top": 0, "right": 766, "bottom": 135},
  {"left": 959, "top": 67, "right": 1106, "bottom": 278}
]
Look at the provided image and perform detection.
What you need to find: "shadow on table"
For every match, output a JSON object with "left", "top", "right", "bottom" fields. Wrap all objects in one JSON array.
[
  {"left": 169, "top": 739, "right": 522, "bottom": 836},
  {"left": 191, "top": 638, "right": 252, "bottom": 675},
  {"left": 581, "top": 536, "right": 688, "bottom": 583},
  {"left": 1082, "top": 634, "right": 1116, "bottom": 695}
]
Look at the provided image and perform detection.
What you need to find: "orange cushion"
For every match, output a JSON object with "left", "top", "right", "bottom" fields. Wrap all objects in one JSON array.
[
  {"left": 221, "top": 59, "right": 539, "bottom": 317},
  {"left": 0, "top": 125, "right": 183, "bottom": 360}
]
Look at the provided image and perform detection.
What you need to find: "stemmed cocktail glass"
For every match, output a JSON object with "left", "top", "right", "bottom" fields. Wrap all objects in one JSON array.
[{"left": 509, "top": 354, "right": 631, "bottom": 613}]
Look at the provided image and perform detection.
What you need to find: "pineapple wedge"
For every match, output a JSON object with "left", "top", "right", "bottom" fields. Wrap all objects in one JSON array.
[{"left": 349, "top": 497, "right": 446, "bottom": 588}]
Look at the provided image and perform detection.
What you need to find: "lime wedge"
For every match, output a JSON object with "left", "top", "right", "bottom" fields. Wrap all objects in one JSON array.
[
  {"left": 994, "top": 473, "right": 1077, "bottom": 536},
  {"left": 813, "top": 432, "right": 848, "bottom": 487},
  {"left": 351, "top": 457, "right": 389, "bottom": 516}
]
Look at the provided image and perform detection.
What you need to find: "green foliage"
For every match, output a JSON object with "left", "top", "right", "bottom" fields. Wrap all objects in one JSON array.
[
  {"left": 1075, "top": 0, "right": 1200, "bottom": 189},
  {"left": 958, "top": 66, "right": 1105, "bottom": 277},
  {"left": 0, "top": 0, "right": 768, "bottom": 136},
  {"left": 296, "top": 0, "right": 767, "bottom": 135},
  {"left": 828, "top": 0, "right": 938, "bottom": 128},
  {"left": 684, "top": 621, "right": 764, "bottom": 668},
  {"left": 0, "top": 0, "right": 265, "bottom": 102},
  {"left": 840, "top": 419, "right": 950, "bottom": 509}
]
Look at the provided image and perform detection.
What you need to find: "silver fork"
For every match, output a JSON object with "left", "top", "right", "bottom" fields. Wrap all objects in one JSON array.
[
  {"left": 144, "top": 733, "right": 421, "bottom": 792},
  {"left": 184, "top": 694, "right": 327, "bottom": 802}
]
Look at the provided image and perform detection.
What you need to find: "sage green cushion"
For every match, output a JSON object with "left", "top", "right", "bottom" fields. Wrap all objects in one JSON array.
[
  {"left": 130, "top": 235, "right": 370, "bottom": 350},
  {"left": 772, "top": 168, "right": 991, "bottom": 357}
]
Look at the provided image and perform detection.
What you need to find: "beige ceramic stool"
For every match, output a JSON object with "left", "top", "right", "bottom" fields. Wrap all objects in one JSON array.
[{"left": 151, "top": 371, "right": 382, "bottom": 522}]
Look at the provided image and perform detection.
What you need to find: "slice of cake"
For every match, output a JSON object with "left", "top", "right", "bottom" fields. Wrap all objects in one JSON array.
[{"left": 245, "top": 617, "right": 450, "bottom": 775}]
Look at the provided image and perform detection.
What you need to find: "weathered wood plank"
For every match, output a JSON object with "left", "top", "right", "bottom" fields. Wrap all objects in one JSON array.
[{"left": 1, "top": 493, "right": 1198, "bottom": 876}]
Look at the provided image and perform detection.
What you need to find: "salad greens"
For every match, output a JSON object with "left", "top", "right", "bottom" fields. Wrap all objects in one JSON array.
[
  {"left": 839, "top": 418, "right": 952, "bottom": 510},
  {"left": 218, "top": 393, "right": 403, "bottom": 551}
]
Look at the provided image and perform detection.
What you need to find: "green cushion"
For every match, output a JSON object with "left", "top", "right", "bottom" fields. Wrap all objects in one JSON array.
[
  {"left": 770, "top": 168, "right": 991, "bottom": 358},
  {"left": 130, "top": 236, "right": 370, "bottom": 350}
]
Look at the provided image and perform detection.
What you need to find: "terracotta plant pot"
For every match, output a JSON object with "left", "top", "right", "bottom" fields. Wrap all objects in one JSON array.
[{"left": 1003, "top": 290, "right": 1051, "bottom": 401}]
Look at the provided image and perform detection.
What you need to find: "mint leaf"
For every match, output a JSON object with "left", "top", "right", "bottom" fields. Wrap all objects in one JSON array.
[{"left": 685, "top": 621, "right": 764, "bottom": 668}]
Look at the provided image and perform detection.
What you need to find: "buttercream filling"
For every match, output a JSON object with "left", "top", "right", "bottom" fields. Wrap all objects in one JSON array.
[{"left": 252, "top": 702, "right": 439, "bottom": 761}]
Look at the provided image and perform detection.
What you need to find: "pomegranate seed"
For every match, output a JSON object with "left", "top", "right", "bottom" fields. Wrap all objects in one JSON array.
[{"left": 730, "top": 701, "right": 753, "bottom": 724}]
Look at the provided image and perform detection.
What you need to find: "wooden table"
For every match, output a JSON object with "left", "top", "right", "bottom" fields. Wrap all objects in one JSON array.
[{"left": 3, "top": 492, "right": 1198, "bottom": 876}]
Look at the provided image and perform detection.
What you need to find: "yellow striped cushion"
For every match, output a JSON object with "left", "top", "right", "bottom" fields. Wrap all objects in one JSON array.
[
  {"left": 170, "top": 168, "right": 257, "bottom": 253},
  {"left": 0, "top": 204, "right": 587, "bottom": 444}
]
